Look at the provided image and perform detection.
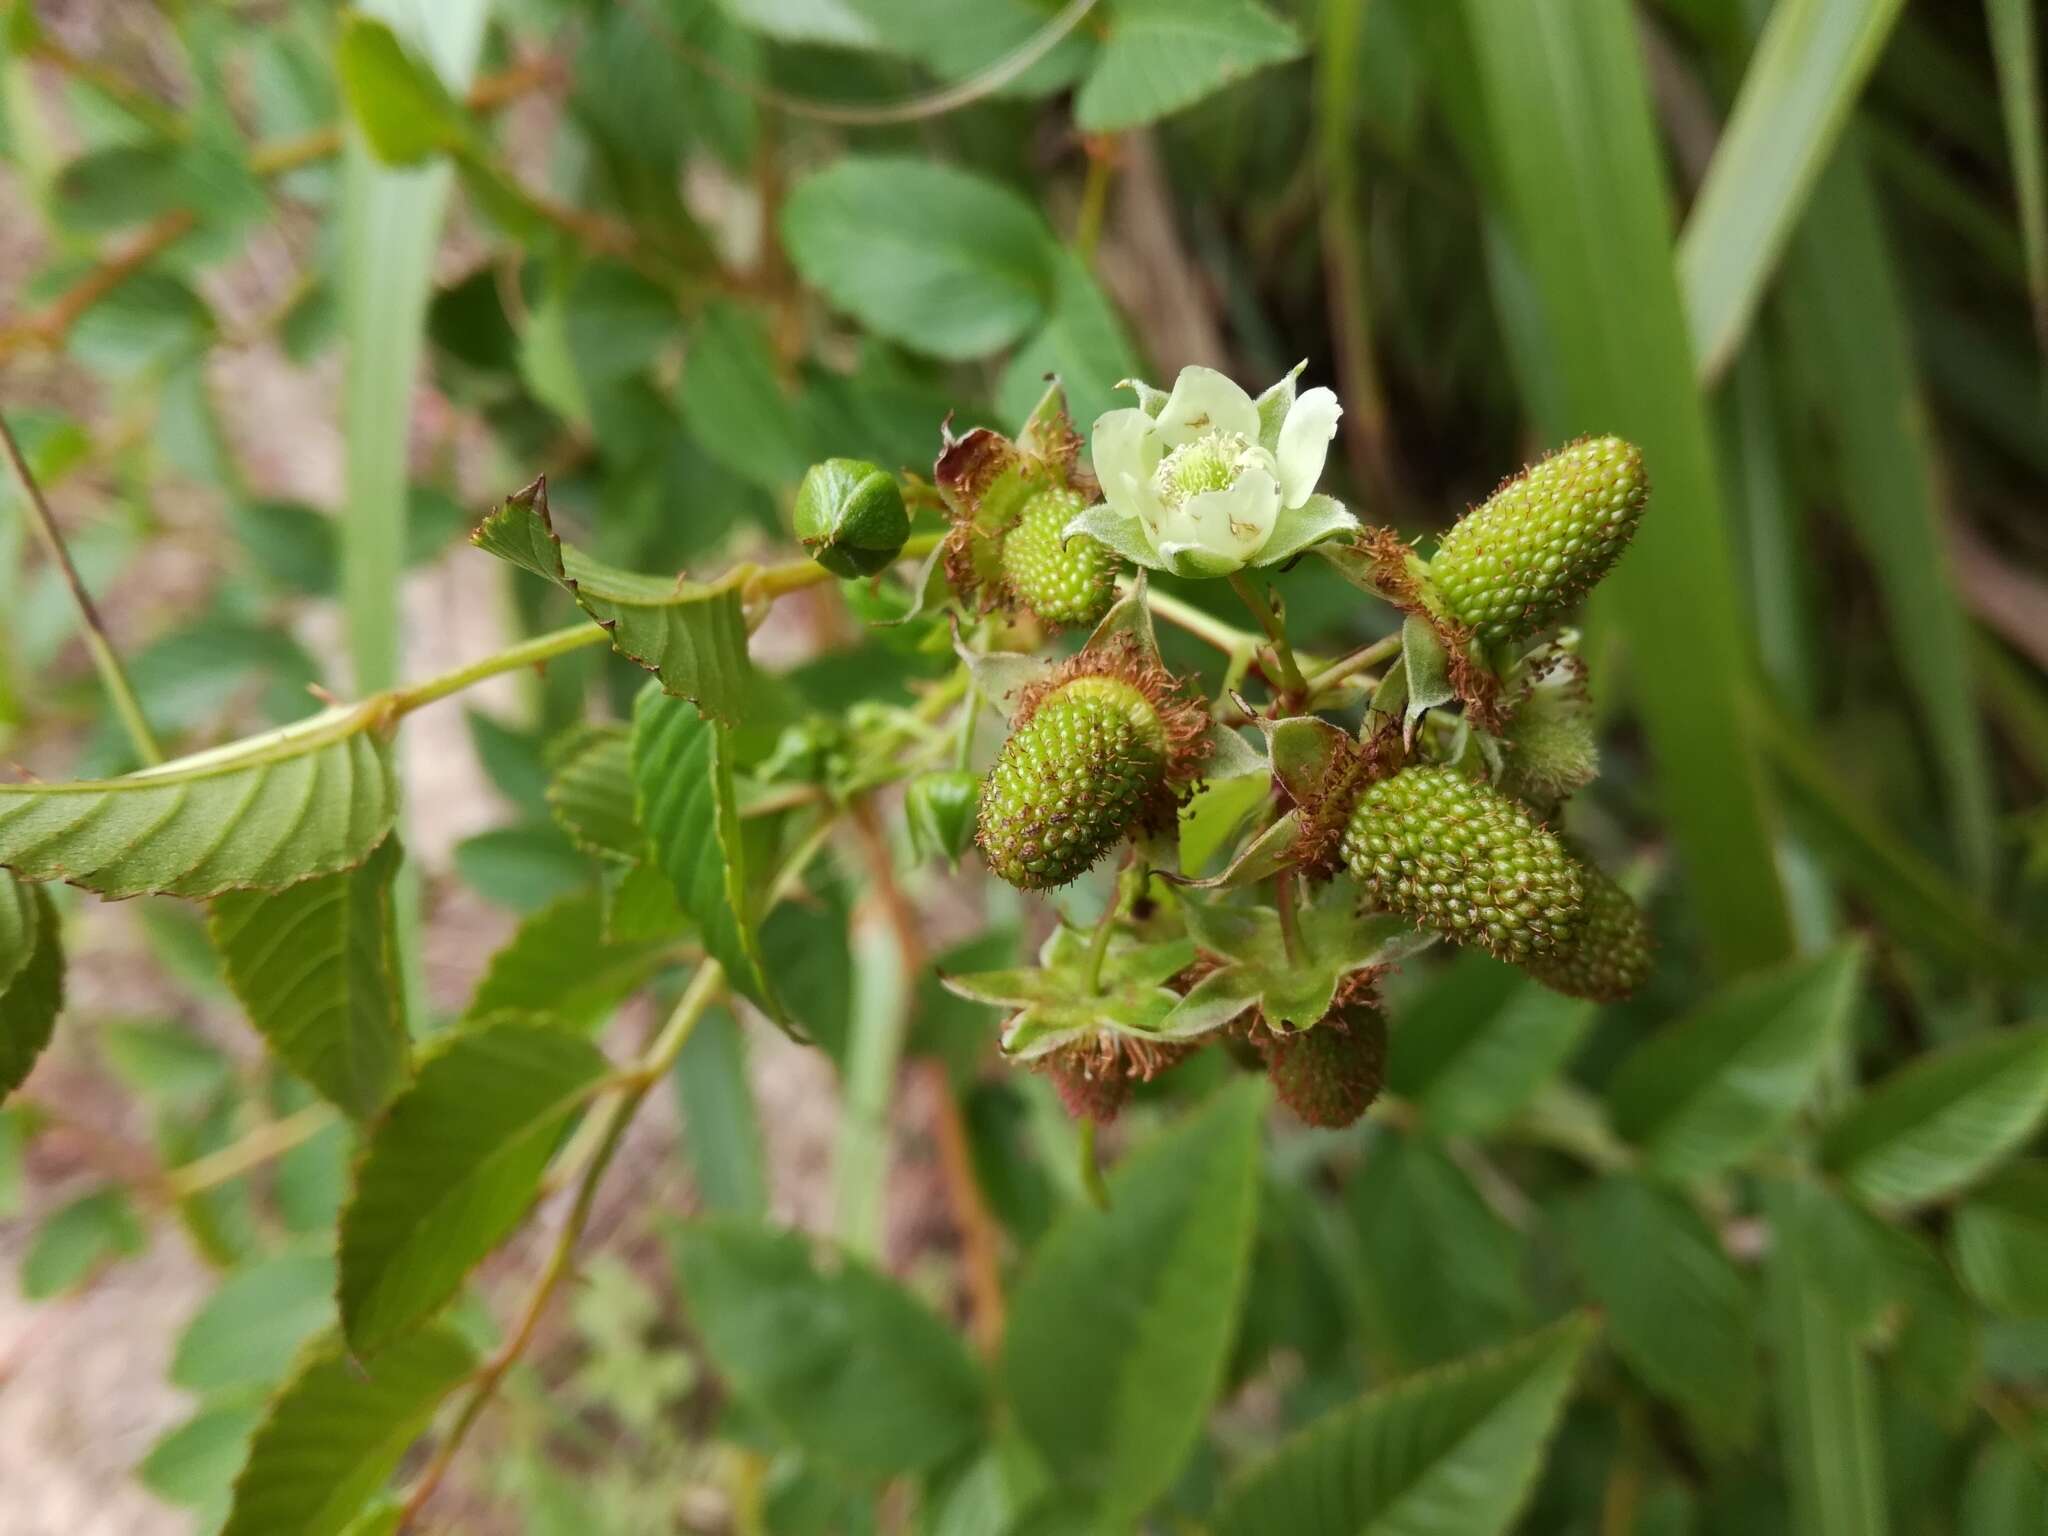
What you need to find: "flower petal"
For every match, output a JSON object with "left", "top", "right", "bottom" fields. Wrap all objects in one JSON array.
[
  {"left": 1253, "top": 492, "right": 1360, "bottom": 567},
  {"left": 1276, "top": 386, "right": 1341, "bottom": 507},
  {"left": 1154, "top": 366, "right": 1259, "bottom": 448},
  {"left": 1089, "top": 407, "right": 1166, "bottom": 531},
  {"left": 1063, "top": 499, "right": 1165, "bottom": 571},
  {"left": 1180, "top": 466, "right": 1281, "bottom": 563}
]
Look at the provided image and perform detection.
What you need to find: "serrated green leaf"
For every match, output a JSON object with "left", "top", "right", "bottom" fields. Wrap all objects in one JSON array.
[
  {"left": 1822, "top": 1025, "right": 2048, "bottom": 1209},
  {"left": 0, "top": 876, "right": 62, "bottom": 1101},
  {"left": 336, "top": 14, "right": 470, "bottom": 166},
  {"left": 0, "top": 701, "right": 397, "bottom": 900},
  {"left": 667, "top": 1219, "right": 986, "bottom": 1474},
  {"left": 1565, "top": 1176, "right": 1758, "bottom": 1447},
  {"left": 222, "top": 1325, "right": 475, "bottom": 1536},
  {"left": 781, "top": 157, "right": 1056, "bottom": 359},
  {"left": 463, "top": 888, "right": 673, "bottom": 1032},
  {"left": 20, "top": 1185, "right": 143, "bottom": 1298},
  {"left": 1953, "top": 1163, "right": 2048, "bottom": 1318},
  {"left": 338, "top": 1017, "right": 610, "bottom": 1353},
  {"left": 1676, "top": 0, "right": 1907, "bottom": 380},
  {"left": 210, "top": 836, "right": 409, "bottom": 1121},
  {"left": 473, "top": 479, "right": 754, "bottom": 723},
  {"left": 1608, "top": 944, "right": 1861, "bottom": 1182},
  {"left": 1076, "top": 0, "right": 1302, "bottom": 134},
  {"left": 631, "top": 685, "right": 783, "bottom": 1027},
  {"left": 546, "top": 726, "right": 642, "bottom": 861},
  {"left": 1388, "top": 953, "right": 1592, "bottom": 1139},
  {"left": 1349, "top": 1130, "right": 1526, "bottom": 1368},
  {"left": 172, "top": 1248, "right": 338, "bottom": 1396},
  {"left": 1003, "top": 1080, "right": 1264, "bottom": 1525},
  {"left": 1212, "top": 1315, "right": 1594, "bottom": 1536}
]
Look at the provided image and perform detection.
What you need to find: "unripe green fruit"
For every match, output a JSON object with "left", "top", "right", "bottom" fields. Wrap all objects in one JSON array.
[
  {"left": 794, "top": 458, "right": 909, "bottom": 578},
  {"left": 977, "top": 677, "right": 1167, "bottom": 890},
  {"left": 1263, "top": 1005, "right": 1387, "bottom": 1129},
  {"left": 1528, "top": 857, "right": 1653, "bottom": 1002},
  {"left": 1000, "top": 487, "right": 1118, "bottom": 627},
  {"left": 1430, "top": 436, "right": 1646, "bottom": 643},
  {"left": 1340, "top": 765, "right": 1583, "bottom": 964},
  {"left": 905, "top": 770, "right": 980, "bottom": 866}
]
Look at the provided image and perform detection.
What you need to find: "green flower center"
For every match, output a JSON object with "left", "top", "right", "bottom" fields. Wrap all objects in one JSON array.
[{"left": 1153, "top": 432, "right": 1248, "bottom": 511}]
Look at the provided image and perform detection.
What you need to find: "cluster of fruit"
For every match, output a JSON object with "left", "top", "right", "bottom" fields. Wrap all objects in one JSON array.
[{"left": 800, "top": 373, "right": 1655, "bottom": 1130}]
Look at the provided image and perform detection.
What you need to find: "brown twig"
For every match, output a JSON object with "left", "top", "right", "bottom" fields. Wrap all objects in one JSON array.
[
  {"left": 0, "top": 413, "right": 163, "bottom": 763},
  {"left": 0, "top": 60, "right": 559, "bottom": 364},
  {"left": 0, "top": 210, "right": 197, "bottom": 363}
]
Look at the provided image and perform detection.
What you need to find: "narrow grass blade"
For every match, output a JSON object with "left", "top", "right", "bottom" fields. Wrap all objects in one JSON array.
[
  {"left": 1451, "top": 0, "right": 1793, "bottom": 973},
  {"left": 1777, "top": 140, "right": 1998, "bottom": 892},
  {"left": 340, "top": 0, "right": 490, "bottom": 694},
  {"left": 1985, "top": 0, "right": 2048, "bottom": 347},
  {"left": 1677, "top": 0, "right": 1907, "bottom": 382}
]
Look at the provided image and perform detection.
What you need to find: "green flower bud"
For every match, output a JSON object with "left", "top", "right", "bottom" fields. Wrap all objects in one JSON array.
[
  {"left": 1430, "top": 436, "right": 1646, "bottom": 643},
  {"left": 1500, "top": 654, "right": 1597, "bottom": 813},
  {"left": 1340, "top": 765, "right": 1583, "bottom": 964},
  {"left": 794, "top": 458, "right": 909, "bottom": 578},
  {"left": 905, "top": 770, "right": 980, "bottom": 866},
  {"left": 1000, "top": 487, "right": 1119, "bottom": 628},
  {"left": 1527, "top": 855, "right": 1653, "bottom": 1002},
  {"left": 1260, "top": 1003, "right": 1387, "bottom": 1129},
  {"left": 978, "top": 677, "right": 1168, "bottom": 890}
]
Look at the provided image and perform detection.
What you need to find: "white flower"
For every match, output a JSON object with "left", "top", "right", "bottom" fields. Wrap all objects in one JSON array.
[{"left": 1066, "top": 364, "right": 1357, "bottom": 580}]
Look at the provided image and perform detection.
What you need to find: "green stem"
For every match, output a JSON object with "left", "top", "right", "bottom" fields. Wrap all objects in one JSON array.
[
  {"left": 1130, "top": 579, "right": 1269, "bottom": 662},
  {"left": 388, "top": 622, "right": 613, "bottom": 717},
  {"left": 1082, "top": 857, "right": 1141, "bottom": 994},
  {"left": 1078, "top": 1117, "right": 1110, "bottom": 1210},
  {"left": 2, "top": 414, "right": 164, "bottom": 765},
  {"left": 748, "top": 530, "right": 944, "bottom": 602},
  {"left": 1227, "top": 570, "right": 1309, "bottom": 698},
  {"left": 1076, "top": 140, "right": 1115, "bottom": 261},
  {"left": 400, "top": 961, "right": 725, "bottom": 1532},
  {"left": 1304, "top": 631, "right": 1402, "bottom": 700}
]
